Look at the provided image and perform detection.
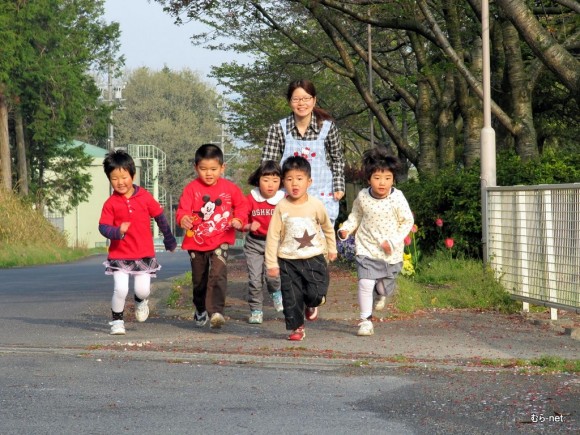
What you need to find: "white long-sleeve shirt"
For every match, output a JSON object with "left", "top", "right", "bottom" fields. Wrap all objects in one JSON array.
[{"left": 338, "top": 187, "right": 413, "bottom": 264}]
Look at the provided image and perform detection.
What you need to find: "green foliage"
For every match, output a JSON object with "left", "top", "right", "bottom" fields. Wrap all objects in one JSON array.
[
  {"left": 400, "top": 165, "right": 482, "bottom": 257},
  {"left": 399, "top": 150, "right": 580, "bottom": 258},
  {"left": 1, "top": 0, "right": 121, "bottom": 204},
  {"left": 41, "top": 143, "right": 93, "bottom": 214}
]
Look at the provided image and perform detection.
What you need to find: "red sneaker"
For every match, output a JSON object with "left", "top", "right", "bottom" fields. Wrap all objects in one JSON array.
[
  {"left": 305, "top": 306, "right": 318, "bottom": 321},
  {"left": 288, "top": 326, "right": 305, "bottom": 341}
]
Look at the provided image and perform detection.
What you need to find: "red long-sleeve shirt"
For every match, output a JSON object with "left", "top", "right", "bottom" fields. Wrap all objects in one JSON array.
[{"left": 176, "top": 178, "right": 249, "bottom": 251}]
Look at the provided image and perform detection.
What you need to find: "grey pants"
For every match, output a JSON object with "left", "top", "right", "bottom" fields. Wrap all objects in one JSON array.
[{"left": 244, "top": 234, "right": 281, "bottom": 311}]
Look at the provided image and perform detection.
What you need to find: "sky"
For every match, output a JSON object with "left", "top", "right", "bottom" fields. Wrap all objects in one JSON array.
[{"left": 103, "top": 0, "right": 247, "bottom": 86}]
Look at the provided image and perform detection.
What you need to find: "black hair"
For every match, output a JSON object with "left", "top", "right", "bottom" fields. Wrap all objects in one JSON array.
[
  {"left": 103, "top": 149, "right": 136, "bottom": 179},
  {"left": 247, "top": 160, "right": 282, "bottom": 187},
  {"left": 362, "top": 147, "right": 401, "bottom": 182},
  {"left": 282, "top": 156, "right": 311, "bottom": 178},
  {"left": 286, "top": 79, "right": 334, "bottom": 127},
  {"left": 195, "top": 143, "right": 224, "bottom": 165}
]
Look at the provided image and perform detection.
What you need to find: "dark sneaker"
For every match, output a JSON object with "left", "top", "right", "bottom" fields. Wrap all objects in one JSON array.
[
  {"left": 194, "top": 310, "right": 208, "bottom": 327},
  {"left": 288, "top": 326, "right": 305, "bottom": 341},
  {"left": 305, "top": 306, "right": 318, "bottom": 321}
]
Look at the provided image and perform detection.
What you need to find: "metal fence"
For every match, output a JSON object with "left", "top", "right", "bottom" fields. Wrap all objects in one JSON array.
[{"left": 486, "top": 184, "right": 580, "bottom": 316}]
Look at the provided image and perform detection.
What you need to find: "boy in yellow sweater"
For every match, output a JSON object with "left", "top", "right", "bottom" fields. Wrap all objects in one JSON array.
[{"left": 265, "top": 156, "right": 337, "bottom": 341}]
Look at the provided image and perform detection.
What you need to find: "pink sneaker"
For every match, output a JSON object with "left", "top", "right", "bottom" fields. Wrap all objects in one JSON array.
[{"left": 288, "top": 326, "right": 305, "bottom": 341}]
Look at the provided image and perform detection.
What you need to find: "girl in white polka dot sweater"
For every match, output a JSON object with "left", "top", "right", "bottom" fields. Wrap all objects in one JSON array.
[{"left": 338, "top": 147, "right": 413, "bottom": 337}]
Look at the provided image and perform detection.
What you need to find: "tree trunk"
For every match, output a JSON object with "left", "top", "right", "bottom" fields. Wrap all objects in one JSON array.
[
  {"left": 0, "top": 89, "right": 12, "bottom": 190},
  {"left": 455, "top": 37, "right": 483, "bottom": 168},
  {"left": 416, "top": 79, "right": 438, "bottom": 176},
  {"left": 14, "top": 104, "right": 29, "bottom": 196},
  {"left": 496, "top": 0, "right": 579, "bottom": 97},
  {"left": 502, "top": 20, "right": 538, "bottom": 160},
  {"left": 438, "top": 73, "right": 456, "bottom": 169}
]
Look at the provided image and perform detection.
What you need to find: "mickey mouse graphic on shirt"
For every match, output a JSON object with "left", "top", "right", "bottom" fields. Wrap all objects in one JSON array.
[{"left": 186, "top": 194, "right": 232, "bottom": 244}]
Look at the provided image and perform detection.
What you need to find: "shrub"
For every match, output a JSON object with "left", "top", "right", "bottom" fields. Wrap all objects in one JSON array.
[{"left": 399, "top": 150, "right": 580, "bottom": 259}]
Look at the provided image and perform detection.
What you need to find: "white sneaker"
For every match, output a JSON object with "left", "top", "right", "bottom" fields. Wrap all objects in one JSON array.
[
  {"left": 248, "top": 310, "right": 263, "bottom": 324},
  {"left": 374, "top": 296, "right": 387, "bottom": 311},
  {"left": 210, "top": 312, "right": 225, "bottom": 329},
  {"left": 271, "top": 291, "right": 284, "bottom": 312},
  {"left": 134, "top": 299, "right": 149, "bottom": 322},
  {"left": 357, "top": 319, "right": 374, "bottom": 336},
  {"left": 109, "top": 320, "right": 126, "bottom": 335}
]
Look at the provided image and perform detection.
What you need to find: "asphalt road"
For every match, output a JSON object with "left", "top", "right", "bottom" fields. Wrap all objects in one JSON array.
[{"left": 0, "top": 253, "right": 577, "bottom": 434}]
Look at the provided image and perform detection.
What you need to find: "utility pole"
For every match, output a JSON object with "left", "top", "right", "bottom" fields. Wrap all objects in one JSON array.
[
  {"left": 481, "top": 0, "right": 496, "bottom": 266},
  {"left": 100, "top": 65, "right": 125, "bottom": 150}
]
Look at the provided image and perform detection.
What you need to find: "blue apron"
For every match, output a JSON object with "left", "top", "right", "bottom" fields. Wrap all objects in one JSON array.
[{"left": 280, "top": 120, "right": 339, "bottom": 221}]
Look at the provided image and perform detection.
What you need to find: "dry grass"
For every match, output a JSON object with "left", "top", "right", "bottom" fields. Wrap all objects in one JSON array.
[
  {"left": 0, "top": 187, "right": 67, "bottom": 246},
  {"left": 0, "top": 187, "right": 89, "bottom": 267}
]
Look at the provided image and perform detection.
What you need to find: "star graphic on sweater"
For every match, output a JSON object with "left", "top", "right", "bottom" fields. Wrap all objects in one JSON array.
[{"left": 294, "top": 229, "right": 316, "bottom": 249}]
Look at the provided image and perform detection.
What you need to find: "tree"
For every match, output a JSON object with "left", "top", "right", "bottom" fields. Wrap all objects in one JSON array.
[
  {"left": 113, "top": 67, "right": 222, "bottom": 203},
  {"left": 0, "top": 0, "right": 121, "bottom": 208},
  {"left": 156, "top": 0, "right": 578, "bottom": 176}
]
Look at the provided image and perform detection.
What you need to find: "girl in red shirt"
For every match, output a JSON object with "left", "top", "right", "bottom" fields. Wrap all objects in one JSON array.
[
  {"left": 243, "top": 161, "right": 285, "bottom": 324},
  {"left": 99, "top": 150, "right": 176, "bottom": 335}
]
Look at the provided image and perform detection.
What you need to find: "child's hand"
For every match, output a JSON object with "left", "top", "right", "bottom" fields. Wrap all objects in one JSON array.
[
  {"left": 267, "top": 267, "right": 279, "bottom": 278},
  {"left": 334, "top": 191, "right": 345, "bottom": 201},
  {"left": 230, "top": 218, "right": 243, "bottom": 230},
  {"left": 338, "top": 230, "right": 347, "bottom": 239},
  {"left": 380, "top": 240, "right": 392, "bottom": 254},
  {"left": 120, "top": 222, "right": 131, "bottom": 235},
  {"left": 180, "top": 215, "right": 193, "bottom": 230},
  {"left": 328, "top": 252, "right": 337, "bottom": 262},
  {"left": 250, "top": 221, "right": 261, "bottom": 232}
]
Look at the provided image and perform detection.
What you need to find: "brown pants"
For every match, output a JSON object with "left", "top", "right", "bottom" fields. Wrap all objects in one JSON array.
[{"left": 189, "top": 244, "right": 229, "bottom": 315}]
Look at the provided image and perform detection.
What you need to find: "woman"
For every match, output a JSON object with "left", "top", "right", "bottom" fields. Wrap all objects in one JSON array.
[{"left": 262, "top": 79, "right": 345, "bottom": 223}]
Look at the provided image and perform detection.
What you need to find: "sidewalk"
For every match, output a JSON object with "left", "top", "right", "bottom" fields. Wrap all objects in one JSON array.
[{"left": 149, "top": 254, "right": 580, "bottom": 369}]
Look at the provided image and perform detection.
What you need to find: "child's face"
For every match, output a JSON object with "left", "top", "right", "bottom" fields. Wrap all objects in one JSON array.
[
  {"left": 369, "top": 169, "right": 394, "bottom": 199},
  {"left": 283, "top": 169, "right": 312, "bottom": 203},
  {"left": 259, "top": 174, "right": 281, "bottom": 199},
  {"left": 109, "top": 168, "right": 134, "bottom": 198},
  {"left": 195, "top": 158, "right": 224, "bottom": 186}
]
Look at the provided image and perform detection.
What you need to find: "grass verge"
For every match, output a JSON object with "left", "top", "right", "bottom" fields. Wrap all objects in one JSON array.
[
  {"left": 396, "top": 253, "right": 519, "bottom": 314},
  {"left": 0, "top": 243, "right": 104, "bottom": 268}
]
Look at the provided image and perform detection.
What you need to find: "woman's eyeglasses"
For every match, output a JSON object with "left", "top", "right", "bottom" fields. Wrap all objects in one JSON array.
[{"left": 290, "top": 96, "right": 313, "bottom": 103}]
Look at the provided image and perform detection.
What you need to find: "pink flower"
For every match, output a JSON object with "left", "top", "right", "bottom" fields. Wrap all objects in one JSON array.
[
  {"left": 445, "top": 238, "right": 454, "bottom": 249},
  {"left": 435, "top": 218, "right": 443, "bottom": 227},
  {"left": 404, "top": 235, "right": 412, "bottom": 246},
  {"left": 411, "top": 224, "right": 418, "bottom": 233}
]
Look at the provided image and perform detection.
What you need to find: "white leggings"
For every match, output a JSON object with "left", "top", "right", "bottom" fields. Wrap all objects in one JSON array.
[
  {"left": 112, "top": 271, "right": 151, "bottom": 313},
  {"left": 358, "top": 278, "right": 387, "bottom": 320}
]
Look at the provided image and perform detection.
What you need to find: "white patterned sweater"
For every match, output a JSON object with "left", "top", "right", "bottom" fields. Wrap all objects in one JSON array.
[{"left": 338, "top": 187, "right": 414, "bottom": 264}]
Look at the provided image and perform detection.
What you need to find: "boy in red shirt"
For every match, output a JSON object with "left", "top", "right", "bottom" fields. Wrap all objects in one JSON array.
[{"left": 176, "top": 144, "right": 249, "bottom": 329}]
